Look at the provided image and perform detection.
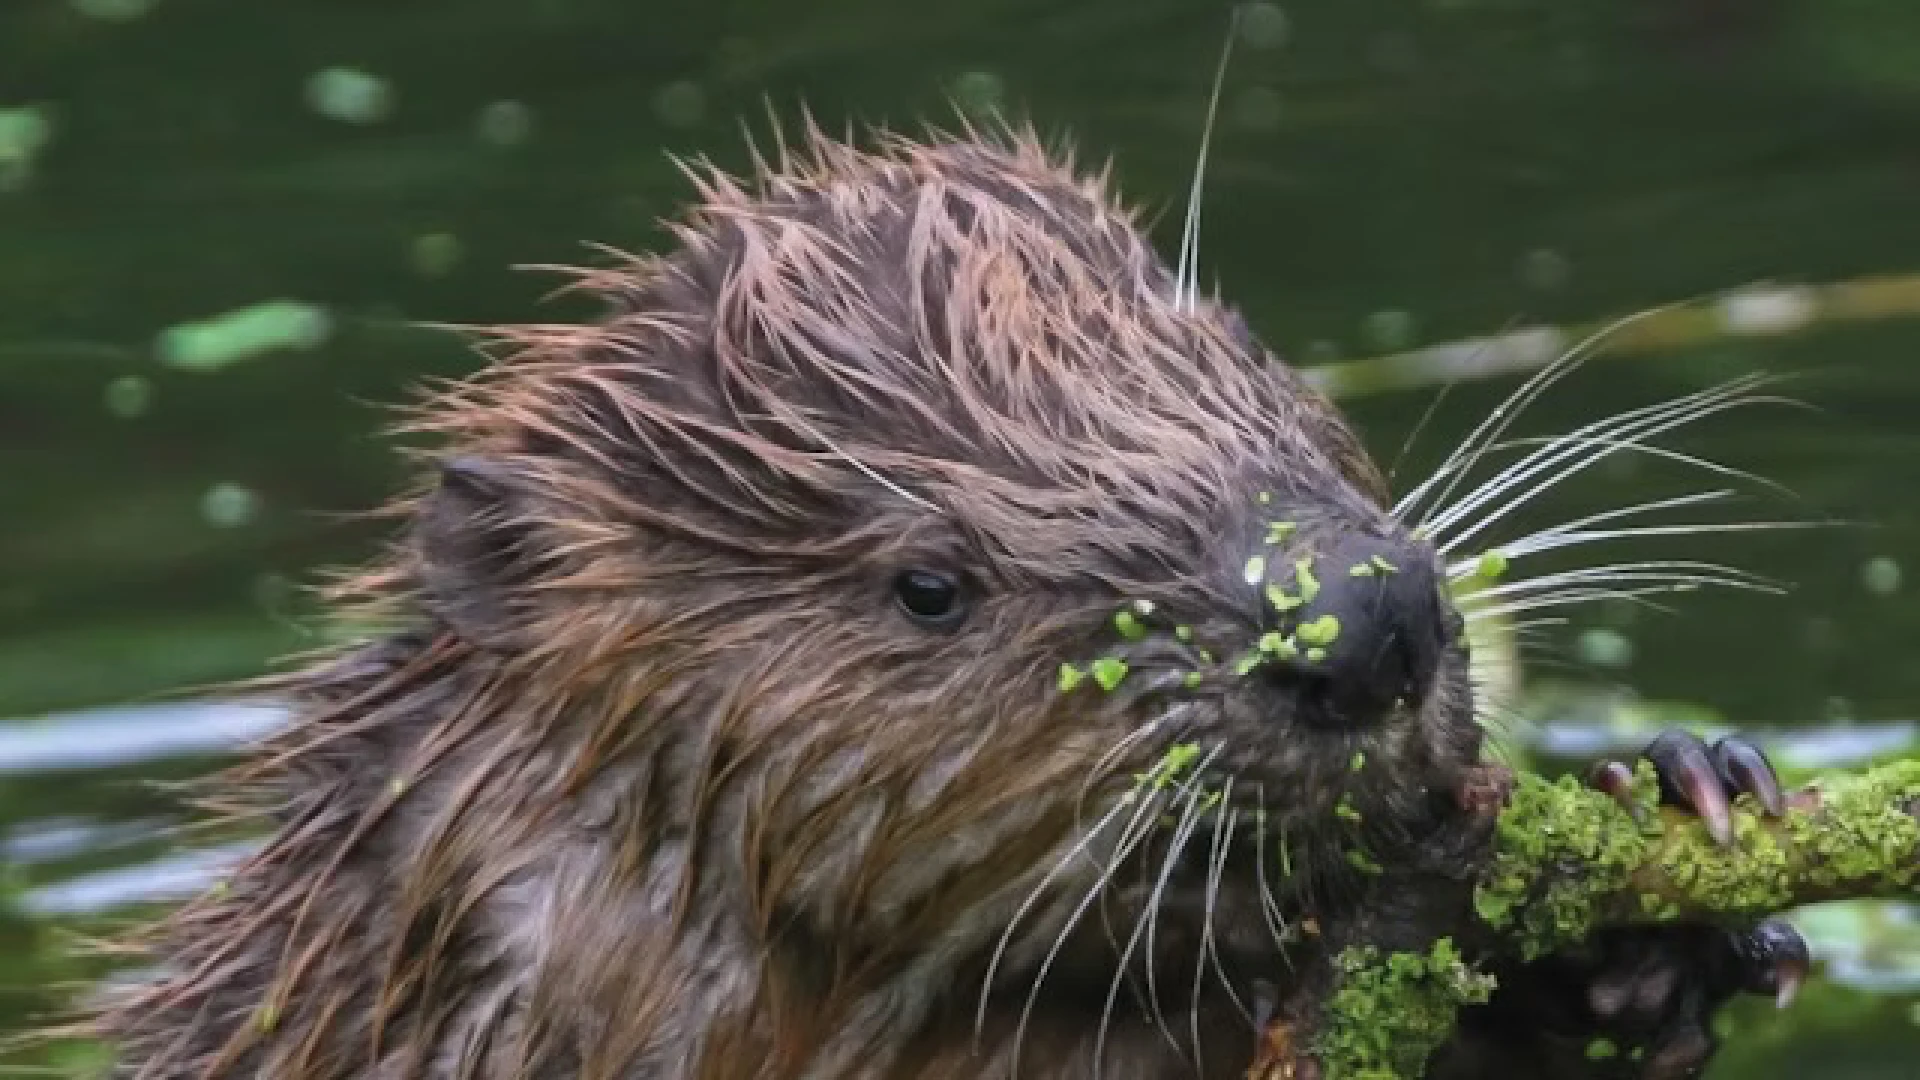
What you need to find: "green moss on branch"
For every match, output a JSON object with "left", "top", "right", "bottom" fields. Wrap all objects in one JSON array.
[{"left": 1252, "top": 758, "right": 1920, "bottom": 1080}]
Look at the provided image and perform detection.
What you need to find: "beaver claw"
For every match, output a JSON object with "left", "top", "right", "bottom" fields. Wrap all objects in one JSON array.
[
  {"left": 1587, "top": 729, "right": 1786, "bottom": 848},
  {"left": 1432, "top": 730, "right": 1809, "bottom": 1079}
]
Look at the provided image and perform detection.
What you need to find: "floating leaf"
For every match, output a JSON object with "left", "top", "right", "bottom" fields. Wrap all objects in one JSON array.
[{"left": 157, "top": 300, "right": 332, "bottom": 371}]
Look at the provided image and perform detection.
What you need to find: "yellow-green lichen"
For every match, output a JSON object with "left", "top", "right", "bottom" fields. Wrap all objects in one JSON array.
[
  {"left": 1474, "top": 759, "right": 1920, "bottom": 961},
  {"left": 1312, "top": 939, "right": 1495, "bottom": 1079},
  {"left": 1471, "top": 768, "right": 1655, "bottom": 959}
]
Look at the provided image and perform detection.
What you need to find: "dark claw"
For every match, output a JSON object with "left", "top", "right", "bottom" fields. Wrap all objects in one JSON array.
[
  {"left": 1728, "top": 917, "right": 1812, "bottom": 1009},
  {"left": 1710, "top": 735, "right": 1787, "bottom": 818},
  {"left": 1645, "top": 730, "right": 1735, "bottom": 848},
  {"left": 1586, "top": 759, "right": 1648, "bottom": 826}
]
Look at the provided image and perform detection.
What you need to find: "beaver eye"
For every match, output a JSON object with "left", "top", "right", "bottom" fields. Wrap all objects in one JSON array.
[{"left": 893, "top": 569, "right": 966, "bottom": 629}]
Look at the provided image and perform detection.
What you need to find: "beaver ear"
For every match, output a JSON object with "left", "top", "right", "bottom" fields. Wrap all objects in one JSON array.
[{"left": 414, "top": 455, "right": 539, "bottom": 652}]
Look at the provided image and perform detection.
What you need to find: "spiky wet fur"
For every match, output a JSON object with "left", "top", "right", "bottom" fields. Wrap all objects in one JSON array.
[{"left": 73, "top": 120, "right": 1490, "bottom": 1080}]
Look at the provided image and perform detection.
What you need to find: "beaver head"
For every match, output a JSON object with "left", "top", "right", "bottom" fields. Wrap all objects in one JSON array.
[{"left": 96, "top": 124, "right": 1483, "bottom": 1079}]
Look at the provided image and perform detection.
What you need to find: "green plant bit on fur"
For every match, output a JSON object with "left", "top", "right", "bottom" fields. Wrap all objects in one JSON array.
[
  {"left": 1372, "top": 555, "right": 1398, "bottom": 574},
  {"left": 1257, "top": 491, "right": 1272, "bottom": 505},
  {"left": 1057, "top": 663, "right": 1086, "bottom": 693},
  {"left": 1294, "top": 556, "right": 1322, "bottom": 604},
  {"left": 1348, "top": 562, "right": 1376, "bottom": 578},
  {"left": 1259, "top": 631, "right": 1300, "bottom": 660},
  {"left": 1235, "top": 652, "right": 1265, "bottom": 677},
  {"left": 1183, "top": 671, "right": 1203, "bottom": 689},
  {"left": 1090, "top": 656, "right": 1129, "bottom": 692},
  {"left": 1586, "top": 1038, "right": 1619, "bottom": 1061},
  {"left": 1267, "top": 584, "right": 1304, "bottom": 613},
  {"left": 1174, "top": 624, "right": 1194, "bottom": 642},
  {"left": 1472, "top": 550, "right": 1509, "bottom": 581},
  {"left": 1335, "top": 794, "right": 1362, "bottom": 825},
  {"left": 1350, "top": 751, "right": 1366, "bottom": 773},
  {"left": 1114, "top": 609, "right": 1147, "bottom": 640},
  {"left": 1266, "top": 520, "right": 1298, "bottom": 545},
  {"left": 1306, "top": 647, "right": 1328, "bottom": 663},
  {"left": 1297, "top": 614, "right": 1341, "bottom": 647},
  {"left": 1141, "top": 742, "right": 1202, "bottom": 790},
  {"left": 1244, "top": 555, "right": 1267, "bottom": 585}
]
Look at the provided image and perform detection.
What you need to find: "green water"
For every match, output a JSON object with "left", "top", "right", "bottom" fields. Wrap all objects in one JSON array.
[{"left": 3, "top": 0, "right": 1918, "bottom": 1074}]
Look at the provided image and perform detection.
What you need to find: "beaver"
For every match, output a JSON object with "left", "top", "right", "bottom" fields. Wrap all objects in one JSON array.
[{"left": 82, "top": 121, "right": 1808, "bottom": 1080}]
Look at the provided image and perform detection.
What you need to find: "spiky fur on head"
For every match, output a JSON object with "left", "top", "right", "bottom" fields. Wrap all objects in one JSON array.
[{"left": 76, "top": 117, "right": 1479, "bottom": 1080}]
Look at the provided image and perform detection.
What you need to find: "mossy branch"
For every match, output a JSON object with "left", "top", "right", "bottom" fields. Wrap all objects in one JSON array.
[{"left": 1249, "top": 758, "right": 1920, "bottom": 1080}]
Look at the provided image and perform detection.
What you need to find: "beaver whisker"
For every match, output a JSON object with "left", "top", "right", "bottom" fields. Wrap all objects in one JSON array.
[
  {"left": 979, "top": 773, "right": 1154, "bottom": 1053},
  {"left": 1127, "top": 797, "right": 1200, "bottom": 1071},
  {"left": 1010, "top": 764, "right": 1174, "bottom": 1080},
  {"left": 1198, "top": 798, "right": 1254, "bottom": 1040},
  {"left": 1093, "top": 742, "right": 1226, "bottom": 1078},
  {"left": 1398, "top": 303, "right": 1676, "bottom": 526},
  {"left": 1488, "top": 518, "right": 1820, "bottom": 567},
  {"left": 1071, "top": 720, "right": 1165, "bottom": 834},
  {"left": 1463, "top": 583, "right": 1703, "bottom": 622},
  {"left": 1425, "top": 373, "right": 1775, "bottom": 552},
  {"left": 1466, "top": 560, "right": 1784, "bottom": 605},
  {"left": 1173, "top": 10, "right": 1238, "bottom": 314},
  {"left": 1251, "top": 786, "right": 1294, "bottom": 954},
  {"left": 1462, "top": 487, "right": 1743, "bottom": 564},
  {"left": 1425, "top": 378, "right": 1771, "bottom": 555}
]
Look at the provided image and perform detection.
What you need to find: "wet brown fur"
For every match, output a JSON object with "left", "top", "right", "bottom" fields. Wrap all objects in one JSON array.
[{"left": 73, "top": 117, "right": 1486, "bottom": 1080}]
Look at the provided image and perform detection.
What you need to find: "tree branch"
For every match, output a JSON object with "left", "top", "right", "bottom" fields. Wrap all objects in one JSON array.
[{"left": 1249, "top": 758, "right": 1920, "bottom": 1080}]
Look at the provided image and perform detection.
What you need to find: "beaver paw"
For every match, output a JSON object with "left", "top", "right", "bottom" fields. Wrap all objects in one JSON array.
[{"left": 1427, "top": 729, "right": 1811, "bottom": 1080}]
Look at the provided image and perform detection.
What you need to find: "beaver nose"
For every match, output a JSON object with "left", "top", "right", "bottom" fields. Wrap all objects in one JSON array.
[{"left": 1259, "top": 535, "right": 1448, "bottom": 727}]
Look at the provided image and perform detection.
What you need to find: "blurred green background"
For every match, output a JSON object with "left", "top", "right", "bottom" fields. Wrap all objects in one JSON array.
[{"left": 2, "top": 0, "right": 1917, "bottom": 1075}]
